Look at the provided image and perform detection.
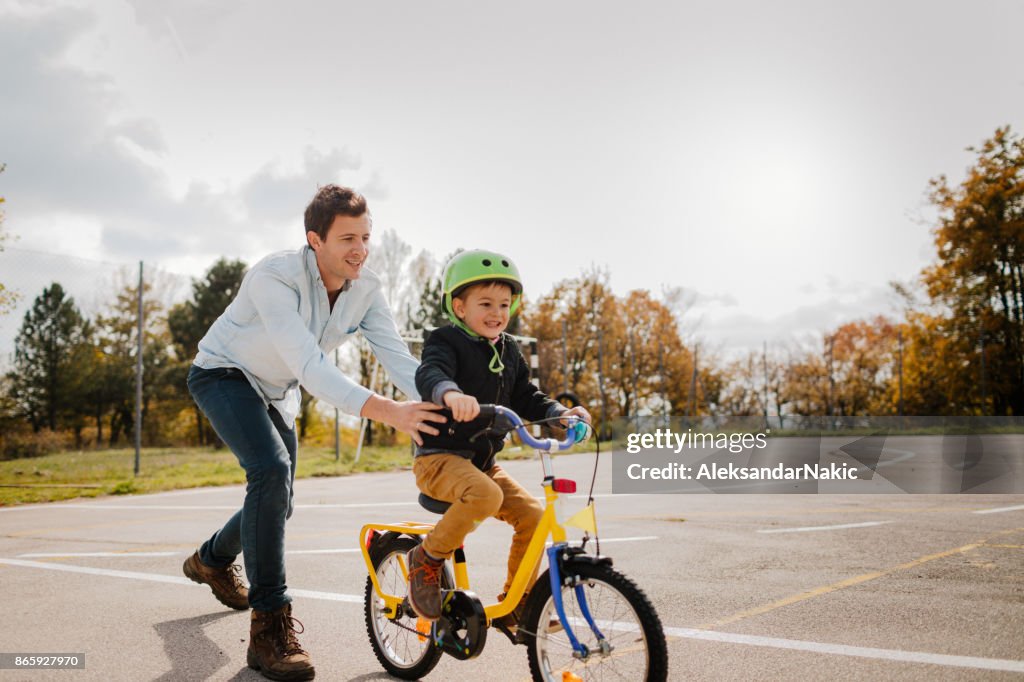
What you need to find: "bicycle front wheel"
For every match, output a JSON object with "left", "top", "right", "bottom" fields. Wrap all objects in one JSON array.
[{"left": 523, "top": 562, "right": 668, "bottom": 682}]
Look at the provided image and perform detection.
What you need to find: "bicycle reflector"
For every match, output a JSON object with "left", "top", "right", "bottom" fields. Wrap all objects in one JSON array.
[{"left": 552, "top": 478, "right": 577, "bottom": 493}]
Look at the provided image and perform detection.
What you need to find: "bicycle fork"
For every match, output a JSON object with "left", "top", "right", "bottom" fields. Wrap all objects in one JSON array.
[{"left": 545, "top": 544, "right": 612, "bottom": 660}]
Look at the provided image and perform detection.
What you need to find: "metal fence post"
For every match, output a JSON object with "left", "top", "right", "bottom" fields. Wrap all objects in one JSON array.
[{"left": 134, "top": 260, "right": 143, "bottom": 476}]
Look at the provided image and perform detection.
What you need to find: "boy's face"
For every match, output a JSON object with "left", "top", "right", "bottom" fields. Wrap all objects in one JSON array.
[{"left": 452, "top": 282, "right": 512, "bottom": 341}]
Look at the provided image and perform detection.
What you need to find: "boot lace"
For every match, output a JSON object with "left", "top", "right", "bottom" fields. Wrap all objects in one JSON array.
[
  {"left": 275, "top": 611, "right": 308, "bottom": 657},
  {"left": 226, "top": 564, "right": 246, "bottom": 590}
]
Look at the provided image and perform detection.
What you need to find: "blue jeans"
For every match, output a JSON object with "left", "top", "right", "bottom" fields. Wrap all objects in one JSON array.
[{"left": 187, "top": 365, "right": 297, "bottom": 611}]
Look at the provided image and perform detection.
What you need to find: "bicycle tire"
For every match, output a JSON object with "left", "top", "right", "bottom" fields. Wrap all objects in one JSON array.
[
  {"left": 364, "top": 534, "right": 446, "bottom": 680},
  {"left": 523, "top": 562, "right": 668, "bottom": 681}
]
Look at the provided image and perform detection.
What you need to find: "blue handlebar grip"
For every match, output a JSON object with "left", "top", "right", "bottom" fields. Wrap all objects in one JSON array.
[{"left": 571, "top": 422, "right": 587, "bottom": 443}]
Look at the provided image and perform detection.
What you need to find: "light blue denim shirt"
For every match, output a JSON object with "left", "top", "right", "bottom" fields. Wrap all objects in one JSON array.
[{"left": 194, "top": 245, "right": 419, "bottom": 425}]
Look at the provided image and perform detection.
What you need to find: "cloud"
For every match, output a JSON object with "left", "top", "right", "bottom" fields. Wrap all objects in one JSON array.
[
  {"left": 700, "top": 284, "right": 900, "bottom": 355},
  {"left": 0, "top": 6, "right": 373, "bottom": 270},
  {"left": 239, "top": 146, "right": 362, "bottom": 228},
  {"left": 126, "top": 0, "right": 238, "bottom": 56}
]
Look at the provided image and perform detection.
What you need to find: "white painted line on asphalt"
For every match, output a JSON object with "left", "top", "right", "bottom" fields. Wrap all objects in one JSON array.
[
  {"left": 0, "top": 558, "right": 198, "bottom": 585},
  {"left": 874, "top": 448, "right": 917, "bottom": 468},
  {"left": 0, "top": 504, "right": 239, "bottom": 512},
  {"left": 757, "top": 521, "right": 892, "bottom": 534},
  {"left": 661, "top": 626, "right": 1024, "bottom": 673},
  {"left": 0, "top": 494, "right": 636, "bottom": 514},
  {"left": 333, "top": 502, "right": 419, "bottom": 508},
  {"left": 2, "top": 558, "right": 1021, "bottom": 672},
  {"left": 0, "top": 558, "right": 366, "bottom": 602},
  {"left": 0, "top": 502, "right": 411, "bottom": 512},
  {"left": 288, "top": 588, "right": 362, "bottom": 603},
  {"left": 543, "top": 536, "right": 658, "bottom": 548},
  {"left": 285, "top": 548, "right": 361, "bottom": 555},
  {"left": 17, "top": 551, "right": 179, "bottom": 558},
  {"left": 973, "top": 504, "right": 1024, "bottom": 515},
  {"left": 579, "top": 536, "right": 658, "bottom": 544}
]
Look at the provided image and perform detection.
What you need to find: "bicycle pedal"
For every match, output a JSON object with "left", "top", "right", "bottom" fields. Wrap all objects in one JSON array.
[
  {"left": 415, "top": 616, "right": 431, "bottom": 643},
  {"left": 492, "top": 620, "right": 520, "bottom": 646}
]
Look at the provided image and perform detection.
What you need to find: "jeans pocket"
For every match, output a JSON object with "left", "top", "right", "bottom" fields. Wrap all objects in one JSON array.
[{"left": 187, "top": 366, "right": 242, "bottom": 395}]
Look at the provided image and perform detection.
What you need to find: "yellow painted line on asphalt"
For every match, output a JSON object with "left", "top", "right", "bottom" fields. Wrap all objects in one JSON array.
[{"left": 700, "top": 526, "right": 1024, "bottom": 630}]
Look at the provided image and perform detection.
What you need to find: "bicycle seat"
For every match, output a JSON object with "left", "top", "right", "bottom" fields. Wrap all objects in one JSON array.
[{"left": 418, "top": 493, "right": 452, "bottom": 515}]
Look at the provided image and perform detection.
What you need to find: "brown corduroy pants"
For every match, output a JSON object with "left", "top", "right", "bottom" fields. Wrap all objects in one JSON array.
[{"left": 414, "top": 454, "right": 543, "bottom": 596}]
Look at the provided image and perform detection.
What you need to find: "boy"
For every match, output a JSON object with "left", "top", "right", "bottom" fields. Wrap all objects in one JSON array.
[{"left": 407, "top": 249, "right": 591, "bottom": 630}]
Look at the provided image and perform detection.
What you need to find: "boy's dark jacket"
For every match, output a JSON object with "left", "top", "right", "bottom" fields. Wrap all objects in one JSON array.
[{"left": 415, "top": 325, "right": 567, "bottom": 471}]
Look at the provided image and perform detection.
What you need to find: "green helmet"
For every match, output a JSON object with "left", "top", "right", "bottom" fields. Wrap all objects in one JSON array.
[{"left": 442, "top": 249, "right": 523, "bottom": 324}]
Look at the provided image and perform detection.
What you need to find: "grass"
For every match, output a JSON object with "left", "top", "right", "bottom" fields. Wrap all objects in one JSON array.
[
  {"left": 0, "top": 441, "right": 543, "bottom": 506},
  {"left": 0, "top": 443, "right": 418, "bottom": 506}
]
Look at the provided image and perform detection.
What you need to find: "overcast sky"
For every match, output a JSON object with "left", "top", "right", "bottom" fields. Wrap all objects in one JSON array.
[{"left": 1, "top": 0, "right": 1022, "bottom": 356}]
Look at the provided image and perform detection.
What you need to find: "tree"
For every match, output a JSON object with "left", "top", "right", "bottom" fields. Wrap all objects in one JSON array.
[
  {"left": 167, "top": 258, "right": 248, "bottom": 362},
  {"left": 6, "top": 283, "right": 92, "bottom": 432},
  {"left": 525, "top": 269, "right": 702, "bottom": 424},
  {"left": 829, "top": 317, "right": 898, "bottom": 416},
  {"left": 410, "top": 249, "right": 457, "bottom": 334},
  {"left": 167, "top": 258, "right": 247, "bottom": 445},
  {"left": 525, "top": 268, "right": 617, "bottom": 422},
  {"left": 92, "top": 273, "right": 175, "bottom": 446},
  {"left": 922, "top": 126, "right": 1024, "bottom": 414}
]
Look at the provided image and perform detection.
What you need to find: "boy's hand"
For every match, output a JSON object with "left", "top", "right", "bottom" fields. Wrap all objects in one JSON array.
[
  {"left": 561, "top": 403, "right": 593, "bottom": 440},
  {"left": 444, "top": 391, "right": 480, "bottom": 422},
  {"left": 560, "top": 406, "right": 592, "bottom": 426}
]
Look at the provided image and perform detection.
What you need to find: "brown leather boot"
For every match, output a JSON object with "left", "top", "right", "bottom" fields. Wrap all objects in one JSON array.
[
  {"left": 182, "top": 550, "right": 249, "bottom": 610},
  {"left": 406, "top": 544, "right": 444, "bottom": 621},
  {"left": 247, "top": 604, "right": 315, "bottom": 681}
]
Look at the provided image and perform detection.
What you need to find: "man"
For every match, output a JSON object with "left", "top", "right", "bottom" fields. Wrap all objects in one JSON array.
[{"left": 183, "top": 185, "right": 445, "bottom": 681}]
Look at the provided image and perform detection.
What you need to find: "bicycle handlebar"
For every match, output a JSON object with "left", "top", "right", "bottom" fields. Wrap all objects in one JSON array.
[{"left": 476, "top": 404, "right": 583, "bottom": 452}]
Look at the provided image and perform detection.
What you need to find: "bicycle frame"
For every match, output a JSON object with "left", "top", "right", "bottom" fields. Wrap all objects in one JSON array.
[
  {"left": 360, "top": 405, "right": 609, "bottom": 660},
  {"left": 359, "top": 459, "right": 575, "bottom": 623}
]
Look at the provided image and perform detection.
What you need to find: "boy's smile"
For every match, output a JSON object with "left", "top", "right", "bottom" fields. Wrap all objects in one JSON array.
[{"left": 452, "top": 282, "right": 512, "bottom": 341}]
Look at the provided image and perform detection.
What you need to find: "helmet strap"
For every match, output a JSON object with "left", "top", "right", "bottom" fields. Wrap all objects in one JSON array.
[
  {"left": 488, "top": 342, "right": 505, "bottom": 374},
  {"left": 447, "top": 313, "right": 506, "bottom": 374}
]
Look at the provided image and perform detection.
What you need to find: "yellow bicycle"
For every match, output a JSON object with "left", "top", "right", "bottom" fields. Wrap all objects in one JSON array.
[{"left": 359, "top": 405, "right": 668, "bottom": 681}]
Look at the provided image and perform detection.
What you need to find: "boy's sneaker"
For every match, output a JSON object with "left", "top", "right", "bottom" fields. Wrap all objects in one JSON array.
[
  {"left": 406, "top": 545, "right": 444, "bottom": 621},
  {"left": 183, "top": 550, "right": 249, "bottom": 610}
]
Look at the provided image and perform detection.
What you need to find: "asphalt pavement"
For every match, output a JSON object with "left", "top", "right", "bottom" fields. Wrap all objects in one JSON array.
[{"left": 1, "top": 450, "right": 1022, "bottom": 681}]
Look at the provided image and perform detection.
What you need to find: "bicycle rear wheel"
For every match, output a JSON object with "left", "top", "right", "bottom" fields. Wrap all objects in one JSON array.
[
  {"left": 523, "top": 562, "right": 668, "bottom": 682},
  {"left": 364, "top": 534, "right": 446, "bottom": 680}
]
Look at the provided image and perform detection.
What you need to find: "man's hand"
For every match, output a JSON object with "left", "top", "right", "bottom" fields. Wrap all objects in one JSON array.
[
  {"left": 360, "top": 395, "right": 447, "bottom": 446},
  {"left": 443, "top": 391, "right": 480, "bottom": 422}
]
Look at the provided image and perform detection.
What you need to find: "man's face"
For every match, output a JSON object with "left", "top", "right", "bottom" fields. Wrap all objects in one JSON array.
[
  {"left": 452, "top": 282, "right": 513, "bottom": 341},
  {"left": 307, "top": 213, "right": 371, "bottom": 285}
]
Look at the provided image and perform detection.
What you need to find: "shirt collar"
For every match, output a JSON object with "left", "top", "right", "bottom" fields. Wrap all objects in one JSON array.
[{"left": 303, "top": 244, "right": 352, "bottom": 293}]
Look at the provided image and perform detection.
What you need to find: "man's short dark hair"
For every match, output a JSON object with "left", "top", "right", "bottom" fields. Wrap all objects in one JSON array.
[{"left": 304, "top": 185, "right": 369, "bottom": 240}]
